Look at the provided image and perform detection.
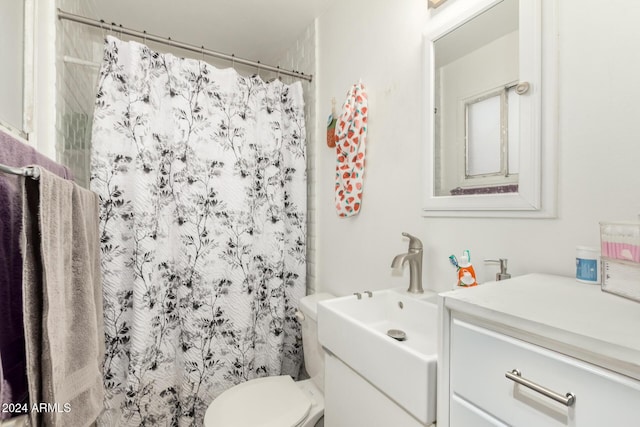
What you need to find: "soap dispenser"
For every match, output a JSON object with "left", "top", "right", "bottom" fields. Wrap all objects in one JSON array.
[{"left": 484, "top": 258, "right": 511, "bottom": 281}]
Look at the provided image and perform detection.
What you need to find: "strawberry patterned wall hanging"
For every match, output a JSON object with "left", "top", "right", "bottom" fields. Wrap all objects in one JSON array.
[{"left": 334, "top": 82, "right": 368, "bottom": 217}]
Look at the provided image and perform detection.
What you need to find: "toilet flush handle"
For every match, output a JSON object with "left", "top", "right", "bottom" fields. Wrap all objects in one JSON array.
[{"left": 295, "top": 311, "right": 305, "bottom": 322}]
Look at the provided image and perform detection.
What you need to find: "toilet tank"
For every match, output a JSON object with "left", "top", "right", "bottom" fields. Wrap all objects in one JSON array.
[{"left": 297, "top": 292, "right": 334, "bottom": 391}]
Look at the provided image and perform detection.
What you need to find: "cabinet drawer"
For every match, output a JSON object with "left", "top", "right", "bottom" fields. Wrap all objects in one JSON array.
[
  {"left": 451, "top": 394, "right": 507, "bottom": 427},
  {"left": 451, "top": 319, "right": 640, "bottom": 426}
]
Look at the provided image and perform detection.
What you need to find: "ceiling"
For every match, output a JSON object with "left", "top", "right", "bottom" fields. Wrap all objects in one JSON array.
[
  {"left": 93, "top": 0, "right": 334, "bottom": 65},
  {"left": 434, "top": 0, "right": 518, "bottom": 68}
]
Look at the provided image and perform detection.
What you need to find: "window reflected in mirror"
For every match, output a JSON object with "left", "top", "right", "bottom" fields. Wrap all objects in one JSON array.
[{"left": 465, "top": 84, "right": 519, "bottom": 174}]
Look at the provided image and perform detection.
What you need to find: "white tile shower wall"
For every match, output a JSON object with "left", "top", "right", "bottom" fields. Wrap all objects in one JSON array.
[
  {"left": 277, "top": 22, "right": 317, "bottom": 295},
  {"left": 56, "top": 0, "right": 100, "bottom": 187}
]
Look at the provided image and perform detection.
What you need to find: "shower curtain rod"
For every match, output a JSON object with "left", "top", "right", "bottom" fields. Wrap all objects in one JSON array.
[
  {"left": 0, "top": 163, "right": 40, "bottom": 179},
  {"left": 57, "top": 9, "right": 313, "bottom": 82}
]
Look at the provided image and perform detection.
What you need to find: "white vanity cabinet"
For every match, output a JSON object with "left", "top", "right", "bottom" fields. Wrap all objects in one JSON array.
[{"left": 438, "top": 274, "right": 640, "bottom": 427}]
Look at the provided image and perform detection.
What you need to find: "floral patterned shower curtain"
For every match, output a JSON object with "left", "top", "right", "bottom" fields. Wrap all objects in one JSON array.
[{"left": 90, "top": 36, "right": 307, "bottom": 426}]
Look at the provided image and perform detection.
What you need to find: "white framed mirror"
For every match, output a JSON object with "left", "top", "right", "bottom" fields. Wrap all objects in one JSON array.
[{"left": 422, "top": 0, "right": 557, "bottom": 217}]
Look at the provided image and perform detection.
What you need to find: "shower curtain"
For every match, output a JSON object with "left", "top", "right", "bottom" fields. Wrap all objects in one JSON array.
[{"left": 90, "top": 36, "right": 307, "bottom": 426}]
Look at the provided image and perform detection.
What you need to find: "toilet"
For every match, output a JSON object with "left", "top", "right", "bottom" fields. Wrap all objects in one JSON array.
[{"left": 204, "top": 293, "right": 334, "bottom": 427}]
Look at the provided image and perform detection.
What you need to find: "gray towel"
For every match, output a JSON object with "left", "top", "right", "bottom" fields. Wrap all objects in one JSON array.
[
  {"left": 0, "top": 414, "right": 29, "bottom": 427},
  {"left": 21, "top": 167, "right": 104, "bottom": 427},
  {"left": 0, "top": 130, "right": 73, "bottom": 415},
  {"left": 0, "top": 353, "right": 11, "bottom": 421}
]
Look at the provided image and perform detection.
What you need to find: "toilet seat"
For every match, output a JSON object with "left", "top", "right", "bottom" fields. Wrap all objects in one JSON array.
[{"left": 204, "top": 376, "right": 312, "bottom": 427}]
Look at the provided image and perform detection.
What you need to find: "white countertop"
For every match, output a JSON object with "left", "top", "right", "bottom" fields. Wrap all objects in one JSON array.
[{"left": 439, "top": 273, "right": 640, "bottom": 381}]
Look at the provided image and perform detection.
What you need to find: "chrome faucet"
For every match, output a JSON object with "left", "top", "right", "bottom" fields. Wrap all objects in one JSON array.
[{"left": 391, "top": 232, "right": 424, "bottom": 294}]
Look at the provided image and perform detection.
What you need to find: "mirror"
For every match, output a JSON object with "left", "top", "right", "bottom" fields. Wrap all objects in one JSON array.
[
  {"left": 434, "top": 0, "right": 519, "bottom": 196},
  {"left": 423, "top": 0, "right": 557, "bottom": 217}
]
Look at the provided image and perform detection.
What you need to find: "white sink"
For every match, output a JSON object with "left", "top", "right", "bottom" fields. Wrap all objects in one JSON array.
[{"left": 318, "top": 288, "right": 438, "bottom": 425}]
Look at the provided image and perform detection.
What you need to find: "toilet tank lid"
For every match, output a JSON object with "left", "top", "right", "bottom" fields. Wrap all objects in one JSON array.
[{"left": 298, "top": 292, "right": 335, "bottom": 321}]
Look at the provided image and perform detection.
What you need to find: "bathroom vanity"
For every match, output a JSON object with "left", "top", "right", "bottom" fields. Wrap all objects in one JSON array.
[{"left": 438, "top": 274, "right": 640, "bottom": 426}]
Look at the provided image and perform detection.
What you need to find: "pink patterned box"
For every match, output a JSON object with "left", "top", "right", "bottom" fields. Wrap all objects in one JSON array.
[
  {"left": 600, "top": 222, "right": 640, "bottom": 263},
  {"left": 600, "top": 222, "right": 640, "bottom": 302}
]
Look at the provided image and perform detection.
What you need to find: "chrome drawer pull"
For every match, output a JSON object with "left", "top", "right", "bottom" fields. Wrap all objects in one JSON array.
[{"left": 505, "top": 369, "right": 576, "bottom": 407}]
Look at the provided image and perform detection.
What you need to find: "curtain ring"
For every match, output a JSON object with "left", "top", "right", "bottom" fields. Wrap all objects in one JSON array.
[
  {"left": 119, "top": 24, "right": 123, "bottom": 39},
  {"left": 256, "top": 60, "right": 261, "bottom": 78},
  {"left": 99, "top": 19, "right": 105, "bottom": 41},
  {"left": 142, "top": 30, "right": 147, "bottom": 45},
  {"left": 110, "top": 22, "right": 116, "bottom": 36},
  {"left": 201, "top": 45, "right": 205, "bottom": 61},
  {"left": 276, "top": 66, "right": 280, "bottom": 81},
  {"left": 231, "top": 53, "right": 235, "bottom": 69}
]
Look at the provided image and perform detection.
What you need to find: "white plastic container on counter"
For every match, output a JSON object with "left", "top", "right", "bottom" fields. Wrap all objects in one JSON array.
[{"left": 576, "top": 246, "right": 600, "bottom": 284}]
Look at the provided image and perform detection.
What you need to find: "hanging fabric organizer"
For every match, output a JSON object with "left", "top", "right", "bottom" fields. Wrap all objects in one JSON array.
[{"left": 334, "top": 82, "right": 368, "bottom": 217}]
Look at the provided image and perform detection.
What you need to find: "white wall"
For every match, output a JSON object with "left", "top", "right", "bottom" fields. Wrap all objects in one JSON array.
[
  {"left": 315, "top": 0, "right": 640, "bottom": 296},
  {"left": 0, "top": 0, "right": 25, "bottom": 133},
  {"left": 31, "top": 0, "right": 57, "bottom": 159}
]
